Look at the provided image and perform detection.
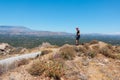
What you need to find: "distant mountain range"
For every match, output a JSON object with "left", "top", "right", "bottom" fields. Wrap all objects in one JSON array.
[
  {"left": 0, "top": 26, "right": 120, "bottom": 36},
  {"left": 0, "top": 26, "right": 72, "bottom": 36}
]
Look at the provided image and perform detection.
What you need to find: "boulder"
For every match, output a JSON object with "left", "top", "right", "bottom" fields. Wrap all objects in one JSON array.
[{"left": 0, "top": 43, "right": 13, "bottom": 55}]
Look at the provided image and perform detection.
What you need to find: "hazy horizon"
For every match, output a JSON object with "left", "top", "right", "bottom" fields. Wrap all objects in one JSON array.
[
  {"left": 0, "top": 25, "right": 120, "bottom": 35},
  {"left": 0, "top": 0, "right": 120, "bottom": 34}
]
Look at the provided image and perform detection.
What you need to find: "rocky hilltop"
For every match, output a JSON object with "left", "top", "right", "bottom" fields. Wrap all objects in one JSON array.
[
  {"left": 0, "top": 43, "right": 29, "bottom": 60},
  {"left": 0, "top": 40, "right": 120, "bottom": 80}
]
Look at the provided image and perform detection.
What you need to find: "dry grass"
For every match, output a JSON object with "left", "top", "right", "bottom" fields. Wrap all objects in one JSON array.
[
  {"left": 87, "top": 51, "right": 97, "bottom": 58},
  {"left": 92, "top": 45, "right": 99, "bottom": 50},
  {"left": 41, "top": 49, "right": 53, "bottom": 56},
  {"left": 41, "top": 42, "right": 58, "bottom": 48},
  {"left": 0, "top": 64, "right": 3, "bottom": 75},
  {"left": 107, "top": 44, "right": 113, "bottom": 50},
  {"left": 17, "top": 59, "right": 29, "bottom": 67},
  {"left": 89, "top": 40, "right": 99, "bottom": 45},
  {"left": 100, "top": 47, "right": 113, "bottom": 57},
  {"left": 115, "top": 54, "right": 120, "bottom": 59},
  {"left": 77, "top": 46, "right": 87, "bottom": 53},
  {"left": 115, "top": 47, "right": 120, "bottom": 53},
  {"left": 99, "top": 47, "right": 120, "bottom": 59},
  {"left": 83, "top": 43, "right": 90, "bottom": 50},
  {"left": 0, "top": 59, "right": 29, "bottom": 75},
  {"left": 59, "top": 45, "right": 76, "bottom": 60},
  {"left": 27, "top": 59, "right": 66, "bottom": 80}
]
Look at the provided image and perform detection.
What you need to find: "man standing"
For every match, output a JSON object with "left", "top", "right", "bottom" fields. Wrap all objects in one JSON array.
[{"left": 76, "top": 27, "right": 80, "bottom": 45}]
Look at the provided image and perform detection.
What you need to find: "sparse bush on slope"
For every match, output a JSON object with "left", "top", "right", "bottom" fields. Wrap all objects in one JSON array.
[
  {"left": 77, "top": 46, "right": 87, "bottom": 53},
  {"left": 27, "top": 59, "right": 66, "bottom": 80},
  {"left": 41, "top": 49, "right": 53, "bottom": 56},
  {"left": 83, "top": 43, "right": 90, "bottom": 50},
  {"left": 59, "top": 44, "right": 76, "bottom": 60},
  {"left": 40, "top": 42, "right": 58, "bottom": 48},
  {"left": 107, "top": 44, "right": 113, "bottom": 50},
  {"left": 17, "top": 59, "right": 29, "bottom": 67},
  {"left": 89, "top": 40, "right": 99, "bottom": 45},
  {"left": 87, "top": 51, "right": 97, "bottom": 58},
  {"left": 0, "top": 59, "right": 29, "bottom": 75},
  {"left": 92, "top": 45, "right": 99, "bottom": 50},
  {"left": 99, "top": 45, "right": 120, "bottom": 59}
]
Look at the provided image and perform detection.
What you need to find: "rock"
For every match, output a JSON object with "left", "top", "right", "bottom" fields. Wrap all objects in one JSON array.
[
  {"left": 9, "top": 75, "right": 15, "bottom": 80},
  {"left": 82, "top": 57, "right": 89, "bottom": 66},
  {"left": 79, "top": 73, "right": 88, "bottom": 80},
  {"left": 0, "top": 43, "right": 13, "bottom": 55},
  {"left": 20, "top": 48, "right": 28, "bottom": 54},
  {"left": 97, "top": 63, "right": 105, "bottom": 66},
  {"left": 103, "top": 59, "right": 109, "bottom": 64},
  {"left": 0, "top": 78, "right": 2, "bottom": 80},
  {"left": 82, "top": 60, "right": 89, "bottom": 66},
  {"left": 0, "top": 43, "right": 9, "bottom": 50}
]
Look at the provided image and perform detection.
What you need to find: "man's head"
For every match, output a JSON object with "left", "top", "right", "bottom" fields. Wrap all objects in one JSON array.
[{"left": 76, "top": 27, "right": 79, "bottom": 31}]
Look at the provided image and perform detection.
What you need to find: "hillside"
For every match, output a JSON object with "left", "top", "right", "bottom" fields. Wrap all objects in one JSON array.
[
  {"left": 0, "top": 40, "right": 120, "bottom": 80},
  {"left": 0, "top": 26, "right": 72, "bottom": 36}
]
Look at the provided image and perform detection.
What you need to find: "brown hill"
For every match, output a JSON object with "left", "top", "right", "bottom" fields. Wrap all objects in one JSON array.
[{"left": 0, "top": 40, "right": 120, "bottom": 80}]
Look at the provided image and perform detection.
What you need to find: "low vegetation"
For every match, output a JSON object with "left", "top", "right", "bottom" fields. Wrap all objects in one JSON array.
[
  {"left": 59, "top": 44, "right": 76, "bottom": 60},
  {"left": 1, "top": 40, "right": 120, "bottom": 80},
  {"left": 89, "top": 40, "right": 99, "bottom": 44},
  {"left": 99, "top": 46, "right": 120, "bottom": 59},
  {"left": 83, "top": 43, "right": 90, "bottom": 50},
  {"left": 17, "top": 59, "right": 29, "bottom": 67},
  {"left": 41, "top": 49, "right": 53, "bottom": 56},
  {"left": 77, "top": 46, "right": 87, "bottom": 53},
  {"left": 27, "top": 59, "right": 66, "bottom": 80},
  {"left": 87, "top": 51, "right": 97, "bottom": 58},
  {"left": 0, "top": 59, "right": 29, "bottom": 75}
]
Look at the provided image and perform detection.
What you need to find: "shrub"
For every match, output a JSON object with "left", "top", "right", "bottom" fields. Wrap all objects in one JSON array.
[
  {"left": 89, "top": 40, "right": 99, "bottom": 45},
  {"left": 83, "top": 43, "right": 89, "bottom": 49},
  {"left": 99, "top": 47, "right": 119, "bottom": 59},
  {"left": 87, "top": 51, "right": 97, "bottom": 58},
  {"left": 40, "top": 42, "right": 54, "bottom": 48},
  {"left": 115, "top": 54, "right": 120, "bottom": 59},
  {"left": 115, "top": 47, "right": 120, "bottom": 53},
  {"left": 10, "top": 47, "right": 23, "bottom": 54},
  {"left": 92, "top": 45, "right": 99, "bottom": 50},
  {"left": 17, "top": 59, "right": 29, "bottom": 67},
  {"left": 100, "top": 47, "right": 112, "bottom": 57},
  {"left": 41, "top": 49, "right": 52, "bottom": 56},
  {"left": 78, "top": 46, "right": 87, "bottom": 53},
  {"left": 107, "top": 44, "right": 113, "bottom": 50},
  {"left": 59, "top": 45, "right": 76, "bottom": 60},
  {"left": 27, "top": 59, "right": 66, "bottom": 80}
]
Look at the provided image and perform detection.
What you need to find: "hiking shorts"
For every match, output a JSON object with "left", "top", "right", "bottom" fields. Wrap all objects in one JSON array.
[{"left": 76, "top": 35, "right": 80, "bottom": 40}]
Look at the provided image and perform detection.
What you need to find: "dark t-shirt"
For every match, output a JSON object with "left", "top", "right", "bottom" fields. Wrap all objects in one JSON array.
[
  {"left": 76, "top": 30, "right": 80, "bottom": 36},
  {"left": 76, "top": 30, "right": 80, "bottom": 40}
]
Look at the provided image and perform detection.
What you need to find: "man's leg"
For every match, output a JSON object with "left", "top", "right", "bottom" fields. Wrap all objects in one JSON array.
[
  {"left": 76, "top": 40, "right": 78, "bottom": 45},
  {"left": 78, "top": 39, "right": 79, "bottom": 45}
]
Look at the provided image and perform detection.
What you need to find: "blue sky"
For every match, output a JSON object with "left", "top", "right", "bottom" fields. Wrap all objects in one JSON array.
[{"left": 0, "top": 0, "right": 120, "bottom": 33}]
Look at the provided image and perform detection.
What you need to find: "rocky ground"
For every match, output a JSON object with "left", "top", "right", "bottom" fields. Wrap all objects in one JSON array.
[{"left": 0, "top": 41, "right": 120, "bottom": 80}]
